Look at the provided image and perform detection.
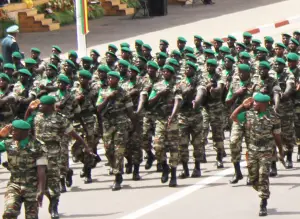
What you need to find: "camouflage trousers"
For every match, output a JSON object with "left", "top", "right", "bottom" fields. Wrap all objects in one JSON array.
[
  {"left": 103, "top": 120, "right": 129, "bottom": 175},
  {"left": 223, "top": 105, "right": 232, "bottom": 131},
  {"left": 294, "top": 112, "right": 300, "bottom": 141},
  {"left": 153, "top": 117, "right": 179, "bottom": 168},
  {"left": 46, "top": 155, "right": 60, "bottom": 199},
  {"left": 280, "top": 115, "right": 296, "bottom": 152},
  {"left": 60, "top": 135, "right": 71, "bottom": 177},
  {"left": 178, "top": 113, "right": 203, "bottom": 163},
  {"left": 142, "top": 114, "right": 156, "bottom": 153},
  {"left": 201, "top": 108, "right": 225, "bottom": 155},
  {"left": 229, "top": 122, "right": 249, "bottom": 163},
  {"left": 248, "top": 149, "right": 272, "bottom": 199},
  {"left": 3, "top": 183, "right": 38, "bottom": 219},
  {"left": 125, "top": 117, "right": 143, "bottom": 165}
]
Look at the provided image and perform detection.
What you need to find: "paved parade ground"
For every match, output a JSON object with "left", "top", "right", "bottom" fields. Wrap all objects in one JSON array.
[{"left": 1, "top": 0, "right": 300, "bottom": 218}]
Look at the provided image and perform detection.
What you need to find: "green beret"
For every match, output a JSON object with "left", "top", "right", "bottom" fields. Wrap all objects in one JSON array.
[
  {"left": 163, "top": 64, "right": 175, "bottom": 73},
  {"left": 0, "top": 55, "right": 3, "bottom": 62},
  {"left": 108, "top": 44, "right": 118, "bottom": 51},
  {"left": 194, "top": 35, "right": 203, "bottom": 40},
  {"left": 135, "top": 39, "right": 144, "bottom": 46},
  {"left": 142, "top": 44, "right": 152, "bottom": 51},
  {"left": 264, "top": 36, "right": 274, "bottom": 43},
  {"left": 293, "top": 31, "right": 300, "bottom": 35},
  {"left": 120, "top": 42, "right": 130, "bottom": 48},
  {"left": 137, "top": 55, "right": 147, "bottom": 63},
  {"left": 40, "top": 95, "right": 56, "bottom": 105},
  {"left": 256, "top": 47, "right": 268, "bottom": 53},
  {"left": 48, "top": 63, "right": 58, "bottom": 71},
  {"left": 227, "top": 35, "right": 237, "bottom": 41},
  {"left": 186, "top": 60, "right": 197, "bottom": 70},
  {"left": 91, "top": 49, "right": 100, "bottom": 56},
  {"left": 58, "top": 74, "right": 70, "bottom": 84},
  {"left": 290, "top": 38, "right": 300, "bottom": 46},
  {"left": 97, "top": 65, "right": 111, "bottom": 73},
  {"left": 252, "top": 39, "right": 261, "bottom": 44},
  {"left": 287, "top": 53, "right": 299, "bottom": 61},
  {"left": 3, "top": 63, "right": 15, "bottom": 70},
  {"left": 107, "top": 71, "right": 120, "bottom": 79},
  {"left": 177, "top": 36, "right": 187, "bottom": 43},
  {"left": 160, "top": 39, "right": 169, "bottom": 45},
  {"left": 12, "top": 52, "right": 22, "bottom": 59},
  {"left": 167, "top": 58, "right": 180, "bottom": 67},
  {"left": 118, "top": 59, "right": 130, "bottom": 67},
  {"left": 121, "top": 47, "right": 132, "bottom": 53},
  {"left": 225, "top": 55, "right": 235, "bottom": 63},
  {"left": 171, "top": 50, "right": 181, "bottom": 57},
  {"left": 214, "top": 38, "right": 224, "bottom": 43},
  {"left": 147, "top": 60, "right": 159, "bottom": 69},
  {"left": 51, "top": 54, "right": 60, "bottom": 61},
  {"left": 219, "top": 46, "right": 230, "bottom": 54},
  {"left": 239, "top": 51, "right": 251, "bottom": 59},
  {"left": 253, "top": 93, "right": 270, "bottom": 103},
  {"left": 31, "top": 47, "right": 41, "bottom": 54},
  {"left": 0, "top": 73, "right": 11, "bottom": 82},
  {"left": 18, "top": 68, "right": 32, "bottom": 77},
  {"left": 158, "top": 52, "right": 168, "bottom": 59},
  {"left": 79, "top": 69, "right": 92, "bottom": 79},
  {"left": 65, "top": 59, "right": 76, "bottom": 68},
  {"left": 106, "top": 51, "right": 117, "bottom": 58},
  {"left": 129, "top": 65, "right": 140, "bottom": 74},
  {"left": 12, "top": 120, "right": 31, "bottom": 130},
  {"left": 203, "top": 41, "right": 213, "bottom": 47},
  {"left": 186, "top": 53, "right": 197, "bottom": 60},
  {"left": 206, "top": 59, "right": 218, "bottom": 66},
  {"left": 68, "top": 50, "right": 78, "bottom": 58},
  {"left": 238, "top": 64, "right": 251, "bottom": 72},
  {"left": 24, "top": 58, "right": 37, "bottom": 65},
  {"left": 82, "top": 56, "right": 93, "bottom": 63},
  {"left": 282, "top": 33, "right": 291, "bottom": 38},
  {"left": 184, "top": 46, "right": 194, "bottom": 54},
  {"left": 243, "top": 32, "right": 252, "bottom": 38},
  {"left": 236, "top": 42, "right": 247, "bottom": 49},
  {"left": 52, "top": 45, "right": 62, "bottom": 53},
  {"left": 204, "top": 49, "right": 215, "bottom": 55},
  {"left": 275, "top": 58, "right": 286, "bottom": 65},
  {"left": 259, "top": 61, "right": 271, "bottom": 70},
  {"left": 275, "top": 42, "right": 286, "bottom": 49}
]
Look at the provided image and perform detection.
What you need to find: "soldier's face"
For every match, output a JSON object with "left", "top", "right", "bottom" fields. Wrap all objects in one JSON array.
[
  {"left": 0, "top": 78, "right": 8, "bottom": 89},
  {"left": 108, "top": 47, "right": 117, "bottom": 54},
  {"left": 69, "top": 56, "right": 77, "bottom": 63},
  {"left": 257, "top": 51, "right": 266, "bottom": 60},
  {"left": 239, "top": 57, "right": 249, "bottom": 64},
  {"left": 82, "top": 61, "right": 91, "bottom": 70},
  {"left": 46, "top": 68, "right": 56, "bottom": 78},
  {"left": 265, "top": 41, "right": 273, "bottom": 49},
  {"left": 108, "top": 76, "right": 119, "bottom": 87},
  {"left": 219, "top": 51, "right": 226, "bottom": 59},
  {"left": 39, "top": 104, "right": 53, "bottom": 114},
  {"left": 4, "top": 68, "right": 13, "bottom": 77},
  {"left": 206, "top": 64, "right": 216, "bottom": 74},
  {"left": 214, "top": 41, "right": 222, "bottom": 50},
  {"left": 58, "top": 81, "right": 67, "bottom": 90},
  {"left": 90, "top": 53, "right": 99, "bottom": 61},
  {"left": 236, "top": 46, "right": 245, "bottom": 53},
  {"left": 275, "top": 46, "right": 284, "bottom": 56},
  {"left": 106, "top": 54, "right": 115, "bottom": 63},
  {"left": 157, "top": 57, "right": 166, "bottom": 66},
  {"left": 20, "top": 74, "right": 29, "bottom": 83},
  {"left": 194, "top": 38, "right": 201, "bottom": 47},
  {"left": 79, "top": 76, "right": 89, "bottom": 86},
  {"left": 98, "top": 70, "right": 107, "bottom": 81},
  {"left": 118, "top": 64, "right": 128, "bottom": 74},
  {"left": 142, "top": 48, "right": 150, "bottom": 57},
  {"left": 31, "top": 51, "right": 39, "bottom": 59},
  {"left": 251, "top": 43, "right": 260, "bottom": 51},
  {"left": 159, "top": 43, "right": 168, "bottom": 51},
  {"left": 12, "top": 128, "right": 28, "bottom": 141},
  {"left": 294, "top": 34, "right": 300, "bottom": 41},
  {"left": 185, "top": 66, "right": 194, "bottom": 78},
  {"left": 227, "top": 39, "right": 235, "bottom": 47},
  {"left": 147, "top": 66, "right": 156, "bottom": 77},
  {"left": 177, "top": 41, "right": 186, "bottom": 50},
  {"left": 121, "top": 51, "right": 130, "bottom": 60},
  {"left": 137, "top": 59, "right": 145, "bottom": 68},
  {"left": 128, "top": 70, "right": 137, "bottom": 79},
  {"left": 288, "top": 42, "right": 297, "bottom": 51},
  {"left": 51, "top": 58, "right": 59, "bottom": 65},
  {"left": 63, "top": 64, "right": 72, "bottom": 73},
  {"left": 224, "top": 58, "right": 233, "bottom": 68},
  {"left": 282, "top": 36, "right": 290, "bottom": 45},
  {"left": 287, "top": 60, "right": 298, "bottom": 69},
  {"left": 239, "top": 70, "right": 250, "bottom": 81},
  {"left": 135, "top": 44, "right": 142, "bottom": 51},
  {"left": 253, "top": 101, "right": 263, "bottom": 111},
  {"left": 52, "top": 48, "right": 60, "bottom": 55},
  {"left": 163, "top": 70, "right": 172, "bottom": 80},
  {"left": 274, "top": 62, "right": 285, "bottom": 72},
  {"left": 243, "top": 37, "right": 251, "bottom": 45},
  {"left": 259, "top": 67, "right": 269, "bottom": 79}
]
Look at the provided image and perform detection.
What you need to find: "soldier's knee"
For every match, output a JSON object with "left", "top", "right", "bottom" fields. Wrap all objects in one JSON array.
[{"left": 3, "top": 211, "right": 19, "bottom": 219}]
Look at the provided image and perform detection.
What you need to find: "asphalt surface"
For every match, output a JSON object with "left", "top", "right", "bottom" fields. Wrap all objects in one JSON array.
[{"left": 1, "top": 1, "right": 300, "bottom": 219}]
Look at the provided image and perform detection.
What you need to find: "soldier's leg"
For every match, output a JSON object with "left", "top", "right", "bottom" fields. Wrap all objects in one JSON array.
[
  {"left": 102, "top": 122, "right": 115, "bottom": 175},
  {"left": 23, "top": 186, "right": 39, "bottom": 219},
  {"left": 178, "top": 114, "right": 190, "bottom": 179},
  {"left": 229, "top": 122, "right": 244, "bottom": 184},
  {"left": 200, "top": 108, "right": 209, "bottom": 163},
  {"left": 190, "top": 113, "right": 203, "bottom": 178},
  {"left": 281, "top": 116, "right": 296, "bottom": 168},
  {"left": 247, "top": 150, "right": 259, "bottom": 191},
  {"left": 93, "top": 115, "right": 102, "bottom": 164},
  {"left": 124, "top": 119, "right": 133, "bottom": 175},
  {"left": 59, "top": 136, "right": 71, "bottom": 193},
  {"left": 132, "top": 118, "right": 143, "bottom": 181},
  {"left": 294, "top": 113, "right": 300, "bottom": 162},
  {"left": 83, "top": 121, "right": 96, "bottom": 183},
  {"left": 142, "top": 115, "right": 156, "bottom": 170},
  {"left": 2, "top": 183, "right": 22, "bottom": 219}
]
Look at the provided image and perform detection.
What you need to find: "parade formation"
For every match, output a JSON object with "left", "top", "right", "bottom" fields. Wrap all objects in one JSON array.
[{"left": 1, "top": 23, "right": 300, "bottom": 218}]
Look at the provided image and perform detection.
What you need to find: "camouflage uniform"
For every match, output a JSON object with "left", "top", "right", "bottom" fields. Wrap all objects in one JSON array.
[
  {"left": 96, "top": 86, "right": 133, "bottom": 174},
  {"left": 237, "top": 107, "right": 281, "bottom": 199},
  {"left": 0, "top": 87, "right": 15, "bottom": 128},
  {"left": 1, "top": 138, "right": 47, "bottom": 219}
]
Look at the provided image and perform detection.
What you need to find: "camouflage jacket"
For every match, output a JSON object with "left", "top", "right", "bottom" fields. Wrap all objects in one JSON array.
[
  {"left": 252, "top": 74, "right": 281, "bottom": 98},
  {"left": 121, "top": 78, "right": 143, "bottom": 110},
  {"left": 0, "top": 87, "right": 16, "bottom": 124}
]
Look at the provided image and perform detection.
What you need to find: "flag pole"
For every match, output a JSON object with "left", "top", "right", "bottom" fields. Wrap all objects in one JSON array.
[{"left": 75, "top": 0, "right": 88, "bottom": 57}]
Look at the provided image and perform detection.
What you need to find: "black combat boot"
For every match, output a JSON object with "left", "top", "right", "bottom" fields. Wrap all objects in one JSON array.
[
  {"left": 216, "top": 152, "right": 224, "bottom": 168},
  {"left": 84, "top": 167, "right": 92, "bottom": 184},
  {"left": 125, "top": 157, "right": 133, "bottom": 174},
  {"left": 297, "top": 146, "right": 300, "bottom": 162},
  {"left": 65, "top": 169, "right": 73, "bottom": 187},
  {"left": 191, "top": 161, "right": 201, "bottom": 178},
  {"left": 161, "top": 161, "right": 170, "bottom": 183},
  {"left": 178, "top": 162, "right": 190, "bottom": 179},
  {"left": 132, "top": 164, "right": 141, "bottom": 181},
  {"left": 156, "top": 162, "right": 163, "bottom": 172},
  {"left": 59, "top": 177, "right": 67, "bottom": 193},
  {"left": 259, "top": 198, "right": 268, "bottom": 216},
  {"left": 169, "top": 167, "right": 177, "bottom": 187},
  {"left": 145, "top": 151, "right": 156, "bottom": 170},
  {"left": 269, "top": 161, "right": 277, "bottom": 177},
  {"left": 286, "top": 151, "right": 293, "bottom": 169},
  {"left": 49, "top": 198, "right": 60, "bottom": 219},
  {"left": 230, "top": 162, "right": 243, "bottom": 184},
  {"left": 112, "top": 174, "right": 123, "bottom": 191}
]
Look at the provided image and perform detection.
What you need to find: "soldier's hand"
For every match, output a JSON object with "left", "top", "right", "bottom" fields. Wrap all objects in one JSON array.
[
  {"left": 108, "top": 91, "right": 118, "bottom": 100},
  {"left": 235, "top": 87, "right": 247, "bottom": 96},
  {"left": 76, "top": 95, "right": 85, "bottom": 102},
  {"left": 278, "top": 150, "right": 284, "bottom": 162},
  {"left": 36, "top": 191, "right": 44, "bottom": 207},
  {"left": 296, "top": 83, "right": 300, "bottom": 91},
  {"left": 242, "top": 97, "right": 254, "bottom": 109},
  {"left": 29, "top": 99, "right": 41, "bottom": 110},
  {"left": 167, "top": 116, "right": 174, "bottom": 128},
  {"left": 158, "top": 88, "right": 170, "bottom": 97}
]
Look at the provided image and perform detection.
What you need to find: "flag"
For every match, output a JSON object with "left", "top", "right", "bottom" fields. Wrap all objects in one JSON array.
[{"left": 80, "top": 0, "right": 89, "bottom": 34}]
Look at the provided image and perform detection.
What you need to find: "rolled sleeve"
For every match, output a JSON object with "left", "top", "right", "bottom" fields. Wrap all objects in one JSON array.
[{"left": 36, "top": 156, "right": 48, "bottom": 166}]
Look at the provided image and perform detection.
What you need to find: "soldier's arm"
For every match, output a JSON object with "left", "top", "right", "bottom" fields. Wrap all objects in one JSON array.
[
  {"left": 0, "top": 94, "right": 15, "bottom": 107},
  {"left": 210, "top": 79, "right": 224, "bottom": 97},
  {"left": 193, "top": 86, "right": 207, "bottom": 109},
  {"left": 230, "top": 104, "right": 246, "bottom": 123},
  {"left": 272, "top": 118, "right": 283, "bottom": 158}
]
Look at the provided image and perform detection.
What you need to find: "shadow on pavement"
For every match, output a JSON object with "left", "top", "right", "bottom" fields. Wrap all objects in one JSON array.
[
  {"left": 11, "top": 0, "right": 287, "bottom": 58},
  {"left": 268, "top": 208, "right": 300, "bottom": 216},
  {"left": 60, "top": 212, "right": 122, "bottom": 218}
]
